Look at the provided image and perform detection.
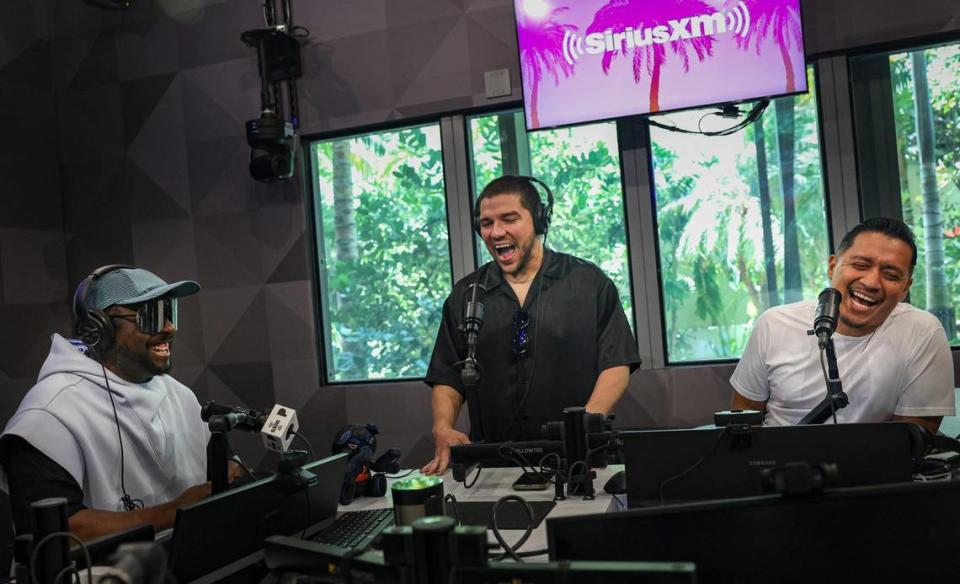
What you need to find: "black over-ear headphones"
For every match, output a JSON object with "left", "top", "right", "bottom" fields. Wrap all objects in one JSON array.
[
  {"left": 473, "top": 176, "right": 555, "bottom": 236},
  {"left": 73, "top": 264, "right": 133, "bottom": 353}
]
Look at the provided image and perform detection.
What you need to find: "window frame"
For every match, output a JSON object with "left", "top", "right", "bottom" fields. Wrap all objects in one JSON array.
[
  {"left": 301, "top": 47, "right": 960, "bottom": 387},
  {"left": 304, "top": 120, "right": 457, "bottom": 385}
]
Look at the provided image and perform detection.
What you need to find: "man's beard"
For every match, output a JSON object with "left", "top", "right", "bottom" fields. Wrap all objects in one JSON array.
[
  {"left": 116, "top": 342, "right": 171, "bottom": 379},
  {"left": 503, "top": 236, "right": 537, "bottom": 277}
]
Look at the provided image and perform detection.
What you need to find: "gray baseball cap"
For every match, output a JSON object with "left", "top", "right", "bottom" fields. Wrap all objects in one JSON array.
[{"left": 84, "top": 268, "right": 200, "bottom": 310}]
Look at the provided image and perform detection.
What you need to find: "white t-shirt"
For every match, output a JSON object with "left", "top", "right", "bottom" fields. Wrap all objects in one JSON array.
[{"left": 731, "top": 300, "right": 955, "bottom": 426}]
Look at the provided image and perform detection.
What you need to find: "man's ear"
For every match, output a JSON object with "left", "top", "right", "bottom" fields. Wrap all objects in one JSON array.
[
  {"left": 827, "top": 255, "right": 837, "bottom": 280},
  {"left": 899, "top": 276, "right": 913, "bottom": 302}
]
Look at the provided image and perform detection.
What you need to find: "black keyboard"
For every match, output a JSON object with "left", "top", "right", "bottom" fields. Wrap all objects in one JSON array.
[{"left": 312, "top": 508, "right": 395, "bottom": 549}]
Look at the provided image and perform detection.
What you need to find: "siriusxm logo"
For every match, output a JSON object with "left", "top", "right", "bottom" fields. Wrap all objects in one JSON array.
[{"left": 563, "top": 1, "right": 751, "bottom": 66}]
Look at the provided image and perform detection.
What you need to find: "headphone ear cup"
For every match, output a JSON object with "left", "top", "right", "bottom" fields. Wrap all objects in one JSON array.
[
  {"left": 78, "top": 309, "right": 114, "bottom": 353},
  {"left": 473, "top": 197, "right": 482, "bottom": 235},
  {"left": 533, "top": 198, "right": 546, "bottom": 235},
  {"left": 363, "top": 473, "right": 388, "bottom": 498}
]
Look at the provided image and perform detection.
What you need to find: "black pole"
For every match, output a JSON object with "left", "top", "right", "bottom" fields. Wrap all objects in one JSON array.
[
  {"left": 207, "top": 432, "right": 230, "bottom": 494},
  {"left": 30, "top": 498, "right": 69, "bottom": 584},
  {"left": 798, "top": 338, "right": 849, "bottom": 425}
]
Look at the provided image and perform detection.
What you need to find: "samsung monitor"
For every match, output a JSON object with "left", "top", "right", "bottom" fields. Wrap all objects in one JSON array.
[
  {"left": 513, "top": 0, "right": 807, "bottom": 130},
  {"left": 167, "top": 452, "right": 347, "bottom": 583},
  {"left": 622, "top": 422, "right": 921, "bottom": 507},
  {"left": 548, "top": 480, "right": 960, "bottom": 583}
]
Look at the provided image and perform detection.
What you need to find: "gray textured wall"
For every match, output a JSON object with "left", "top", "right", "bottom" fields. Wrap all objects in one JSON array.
[
  {"left": 802, "top": 0, "right": 960, "bottom": 57},
  {"left": 0, "top": 1, "right": 71, "bottom": 424},
  {"left": 1, "top": 0, "right": 959, "bottom": 474}
]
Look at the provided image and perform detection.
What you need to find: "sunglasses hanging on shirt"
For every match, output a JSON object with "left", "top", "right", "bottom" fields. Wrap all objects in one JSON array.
[{"left": 513, "top": 309, "right": 530, "bottom": 360}]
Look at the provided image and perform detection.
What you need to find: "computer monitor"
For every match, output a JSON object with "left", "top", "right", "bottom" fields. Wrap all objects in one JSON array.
[
  {"left": 622, "top": 422, "right": 922, "bottom": 507},
  {"left": 548, "top": 480, "right": 960, "bottom": 583},
  {"left": 167, "top": 451, "right": 347, "bottom": 583}
]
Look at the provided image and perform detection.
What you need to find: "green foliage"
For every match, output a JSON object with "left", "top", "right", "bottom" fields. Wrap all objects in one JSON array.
[
  {"left": 891, "top": 44, "right": 960, "bottom": 342},
  {"left": 652, "top": 67, "right": 830, "bottom": 361},
  {"left": 314, "top": 126, "right": 451, "bottom": 381}
]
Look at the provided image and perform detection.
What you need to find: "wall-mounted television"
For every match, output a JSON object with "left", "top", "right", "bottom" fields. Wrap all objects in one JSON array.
[{"left": 513, "top": 0, "right": 807, "bottom": 130}]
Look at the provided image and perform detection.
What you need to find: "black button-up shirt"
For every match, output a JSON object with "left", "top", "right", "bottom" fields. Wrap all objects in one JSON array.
[{"left": 425, "top": 249, "right": 641, "bottom": 442}]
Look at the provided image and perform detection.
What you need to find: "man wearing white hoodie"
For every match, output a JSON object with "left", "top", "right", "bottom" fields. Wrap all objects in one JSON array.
[{"left": 1, "top": 265, "right": 212, "bottom": 541}]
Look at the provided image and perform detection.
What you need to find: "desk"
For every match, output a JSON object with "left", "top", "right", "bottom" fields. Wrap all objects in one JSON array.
[{"left": 341, "top": 465, "right": 623, "bottom": 556}]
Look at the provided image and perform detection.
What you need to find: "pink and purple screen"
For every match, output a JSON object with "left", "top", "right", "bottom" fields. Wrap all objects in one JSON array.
[{"left": 514, "top": 0, "right": 806, "bottom": 130}]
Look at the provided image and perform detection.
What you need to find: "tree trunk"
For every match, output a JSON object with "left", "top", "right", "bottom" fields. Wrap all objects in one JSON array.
[
  {"left": 650, "top": 56, "right": 662, "bottom": 113},
  {"left": 776, "top": 98, "right": 802, "bottom": 303},
  {"left": 778, "top": 34, "right": 796, "bottom": 93},
  {"left": 753, "top": 120, "right": 778, "bottom": 309},
  {"left": 911, "top": 51, "right": 956, "bottom": 338},
  {"left": 333, "top": 141, "right": 358, "bottom": 262},
  {"left": 529, "top": 79, "right": 540, "bottom": 129},
  {"left": 332, "top": 140, "right": 367, "bottom": 378}
]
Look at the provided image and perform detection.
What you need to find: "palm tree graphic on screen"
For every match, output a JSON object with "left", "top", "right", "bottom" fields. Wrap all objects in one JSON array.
[
  {"left": 732, "top": 0, "right": 803, "bottom": 92},
  {"left": 587, "top": 0, "right": 715, "bottom": 113},
  {"left": 517, "top": 1, "right": 577, "bottom": 128}
]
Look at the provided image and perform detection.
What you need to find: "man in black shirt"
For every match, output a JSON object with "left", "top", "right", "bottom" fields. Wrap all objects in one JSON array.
[{"left": 421, "top": 176, "right": 640, "bottom": 475}]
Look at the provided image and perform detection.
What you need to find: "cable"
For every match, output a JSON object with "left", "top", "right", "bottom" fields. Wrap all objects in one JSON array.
[
  {"left": 30, "top": 531, "right": 92, "bottom": 584},
  {"left": 819, "top": 347, "right": 839, "bottom": 424},
  {"left": 649, "top": 100, "right": 770, "bottom": 137},
  {"left": 490, "top": 495, "right": 535, "bottom": 562},
  {"left": 658, "top": 426, "right": 729, "bottom": 505},
  {"left": 567, "top": 460, "right": 590, "bottom": 482},
  {"left": 537, "top": 452, "right": 563, "bottom": 484},
  {"left": 463, "top": 464, "right": 482, "bottom": 489},
  {"left": 100, "top": 364, "right": 144, "bottom": 511},
  {"left": 385, "top": 469, "right": 416, "bottom": 479},
  {"left": 292, "top": 430, "right": 315, "bottom": 460},
  {"left": 52, "top": 566, "right": 76, "bottom": 584},
  {"left": 515, "top": 548, "right": 549, "bottom": 558},
  {"left": 497, "top": 446, "right": 540, "bottom": 476},
  {"left": 444, "top": 493, "right": 460, "bottom": 525}
]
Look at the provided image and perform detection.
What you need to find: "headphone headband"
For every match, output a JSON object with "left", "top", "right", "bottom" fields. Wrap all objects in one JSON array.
[
  {"left": 73, "top": 264, "right": 134, "bottom": 320},
  {"left": 473, "top": 175, "right": 555, "bottom": 236}
]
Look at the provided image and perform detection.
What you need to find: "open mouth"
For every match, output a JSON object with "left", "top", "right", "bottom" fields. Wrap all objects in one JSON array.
[
  {"left": 494, "top": 243, "right": 516, "bottom": 262},
  {"left": 150, "top": 342, "right": 171, "bottom": 358},
  {"left": 848, "top": 289, "right": 880, "bottom": 311}
]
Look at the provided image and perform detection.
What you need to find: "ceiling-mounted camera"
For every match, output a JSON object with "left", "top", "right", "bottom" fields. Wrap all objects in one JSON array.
[{"left": 242, "top": 0, "right": 305, "bottom": 183}]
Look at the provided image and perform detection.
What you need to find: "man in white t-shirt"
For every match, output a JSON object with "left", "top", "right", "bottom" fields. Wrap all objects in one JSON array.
[{"left": 730, "top": 218, "right": 955, "bottom": 435}]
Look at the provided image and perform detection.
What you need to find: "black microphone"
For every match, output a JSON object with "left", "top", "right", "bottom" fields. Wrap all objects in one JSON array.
[
  {"left": 458, "top": 283, "right": 485, "bottom": 387},
  {"left": 813, "top": 287, "right": 842, "bottom": 349},
  {"left": 201, "top": 401, "right": 268, "bottom": 433}
]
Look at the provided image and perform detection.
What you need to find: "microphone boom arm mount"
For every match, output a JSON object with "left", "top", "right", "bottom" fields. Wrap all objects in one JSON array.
[{"left": 798, "top": 335, "right": 849, "bottom": 425}]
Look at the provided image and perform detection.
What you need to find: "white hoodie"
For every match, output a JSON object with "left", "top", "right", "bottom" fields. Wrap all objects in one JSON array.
[{"left": 2, "top": 334, "right": 209, "bottom": 511}]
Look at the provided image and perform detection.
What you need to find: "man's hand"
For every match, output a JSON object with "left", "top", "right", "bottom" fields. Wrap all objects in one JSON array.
[
  {"left": 421, "top": 425, "right": 470, "bottom": 476},
  {"left": 172, "top": 482, "right": 213, "bottom": 508},
  {"left": 69, "top": 481, "right": 213, "bottom": 542},
  {"left": 227, "top": 459, "right": 246, "bottom": 484}
]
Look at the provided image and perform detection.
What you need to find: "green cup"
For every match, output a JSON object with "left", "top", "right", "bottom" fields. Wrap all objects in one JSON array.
[{"left": 392, "top": 475, "right": 444, "bottom": 526}]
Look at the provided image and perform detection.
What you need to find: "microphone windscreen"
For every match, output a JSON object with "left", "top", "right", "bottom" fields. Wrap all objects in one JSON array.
[
  {"left": 814, "top": 287, "right": 842, "bottom": 330},
  {"left": 201, "top": 401, "right": 234, "bottom": 422}
]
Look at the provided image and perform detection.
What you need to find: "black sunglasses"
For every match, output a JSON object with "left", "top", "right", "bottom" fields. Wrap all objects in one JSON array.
[
  {"left": 110, "top": 298, "right": 178, "bottom": 335},
  {"left": 513, "top": 309, "right": 530, "bottom": 360}
]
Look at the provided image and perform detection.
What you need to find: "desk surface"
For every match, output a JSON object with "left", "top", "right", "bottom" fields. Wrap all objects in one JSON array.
[{"left": 342, "top": 465, "right": 622, "bottom": 555}]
